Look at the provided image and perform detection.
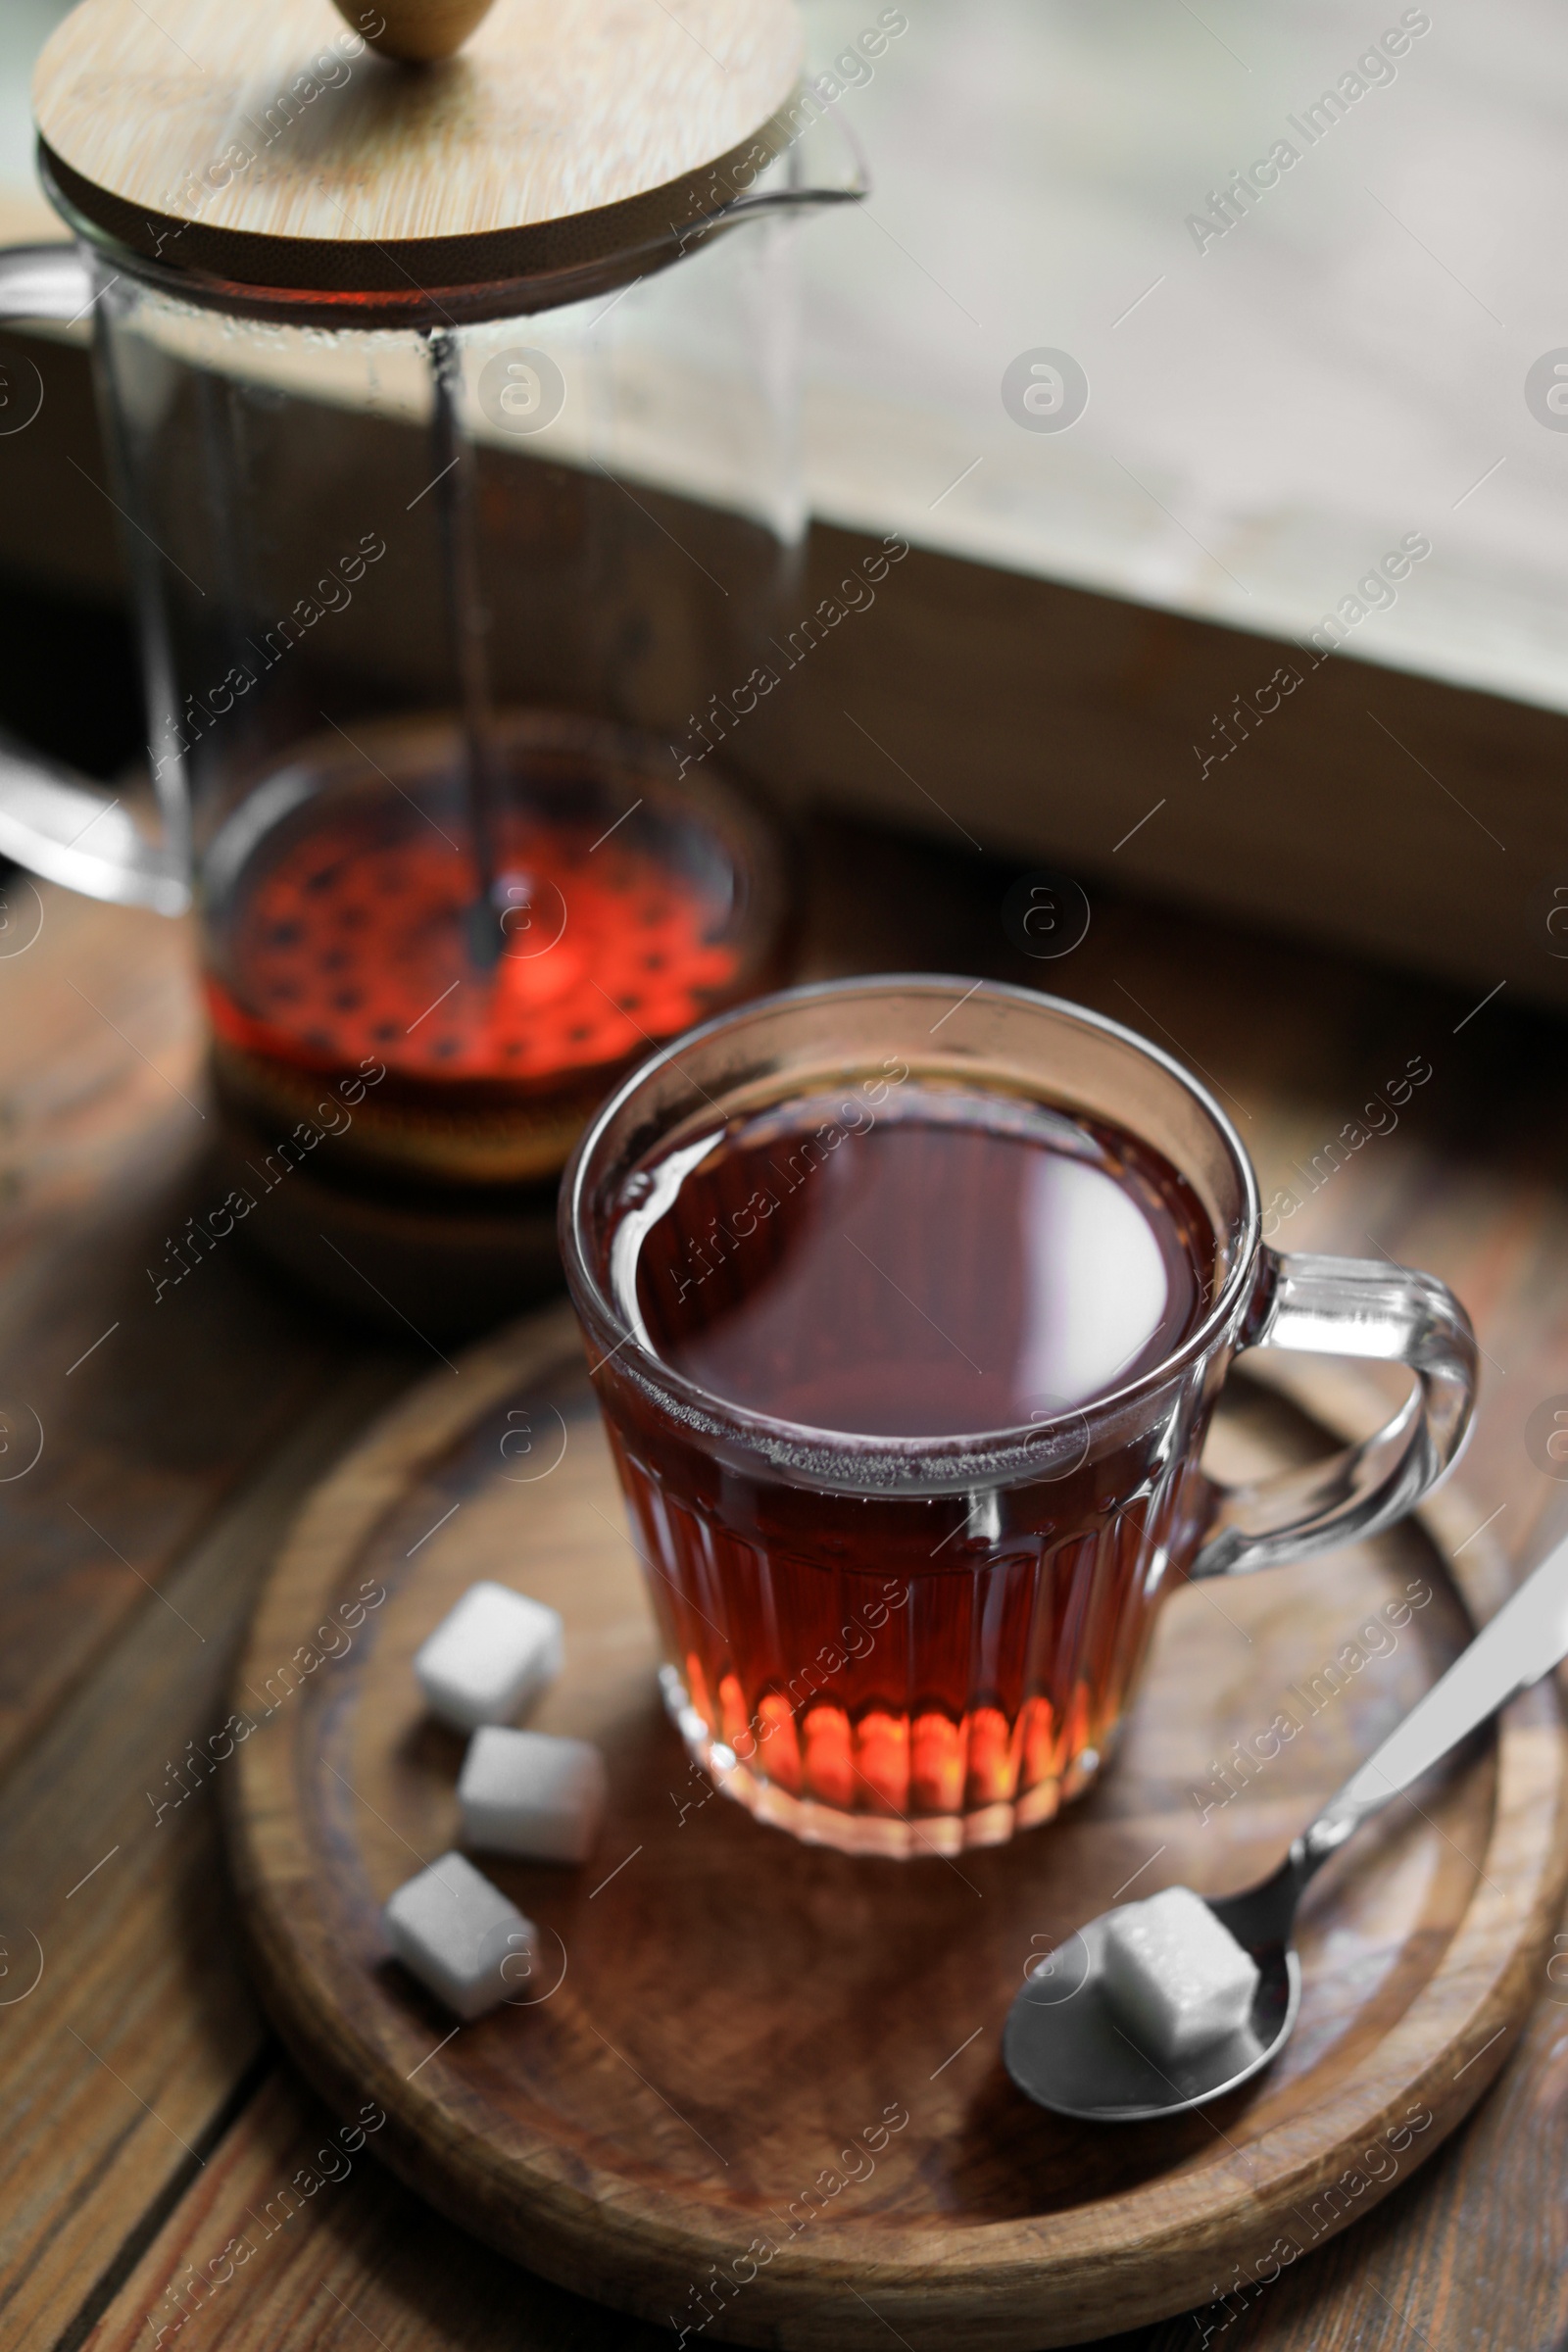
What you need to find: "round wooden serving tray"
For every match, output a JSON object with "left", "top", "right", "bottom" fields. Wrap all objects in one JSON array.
[{"left": 225, "top": 1302, "right": 1568, "bottom": 2348}]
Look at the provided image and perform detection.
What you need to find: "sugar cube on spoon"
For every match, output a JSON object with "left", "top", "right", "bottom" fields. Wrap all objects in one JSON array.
[
  {"left": 1101, "top": 1885, "right": 1260, "bottom": 2062},
  {"left": 460, "top": 1727, "right": 608, "bottom": 1863},
  {"left": 414, "top": 1580, "right": 564, "bottom": 1732},
  {"left": 382, "top": 1850, "right": 538, "bottom": 2020}
]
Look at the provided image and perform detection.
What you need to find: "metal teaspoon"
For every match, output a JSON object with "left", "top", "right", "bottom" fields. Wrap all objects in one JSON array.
[{"left": 1004, "top": 1525, "right": 1568, "bottom": 2122}]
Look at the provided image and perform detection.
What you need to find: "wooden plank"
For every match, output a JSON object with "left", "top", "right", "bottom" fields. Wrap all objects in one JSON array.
[
  {"left": 760, "top": 545, "right": 1564, "bottom": 1022},
  {"left": 0, "top": 878, "right": 423, "bottom": 2351},
  {"left": 58, "top": 2058, "right": 1155, "bottom": 2350},
  {"left": 0, "top": 1352, "right": 412, "bottom": 2352},
  {"left": 76, "top": 2066, "right": 684, "bottom": 2352},
  {"left": 0, "top": 883, "right": 369, "bottom": 1776}
]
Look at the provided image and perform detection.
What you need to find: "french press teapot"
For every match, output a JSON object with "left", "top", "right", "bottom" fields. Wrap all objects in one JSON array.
[{"left": 0, "top": 0, "right": 859, "bottom": 1325}]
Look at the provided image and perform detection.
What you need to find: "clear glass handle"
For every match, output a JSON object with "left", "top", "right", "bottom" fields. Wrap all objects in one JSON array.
[
  {"left": 1191, "top": 1249, "right": 1478, "bottom": 1580},
  {"left": 0, "top": 245, "right": 188, "bottom": 914}
]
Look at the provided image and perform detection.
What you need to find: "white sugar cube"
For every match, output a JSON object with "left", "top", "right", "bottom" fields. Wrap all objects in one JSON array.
[
  {"left": 1101, "top": 1885, "right": 1260, "bottom": 2063},
  {"left": 459, "top": 1727, "right": 608, "bottom": 1863},
  {"left": 414, "top": 1580, "right": 563, "bottom": 1732},
  {"left": 382, "top": 1851, "right": 539, "bottom": 2020}
]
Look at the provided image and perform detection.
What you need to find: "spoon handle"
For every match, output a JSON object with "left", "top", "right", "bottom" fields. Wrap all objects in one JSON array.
[{"left": 1303, "top": 1528, "right": 1568, "bottom": 1865}]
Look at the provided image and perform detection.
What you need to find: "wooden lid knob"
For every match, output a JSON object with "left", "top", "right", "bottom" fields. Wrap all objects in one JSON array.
[{"left": 334, "top": 0, "right": 498, "bottom": 63}]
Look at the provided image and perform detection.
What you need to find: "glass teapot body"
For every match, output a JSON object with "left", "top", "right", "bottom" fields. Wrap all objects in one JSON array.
[
  {"left": 0, "top": 169, "right": 847, "bottom": 1306},
  {"left": 98, "top": 222, "right": 799, "bottom": 1188},
  {"left": 0, "top": 0, "right": 860, "bottom": 1327}
]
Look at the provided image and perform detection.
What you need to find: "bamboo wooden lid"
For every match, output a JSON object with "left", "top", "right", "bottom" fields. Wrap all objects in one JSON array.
[{"left": 31, "top": 0, "right": 805, "bottom": 315}]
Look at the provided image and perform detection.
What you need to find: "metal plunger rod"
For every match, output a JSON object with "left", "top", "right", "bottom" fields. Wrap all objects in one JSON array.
[{"left": 426, "top": 326, "right": 502, "bottom": 966}]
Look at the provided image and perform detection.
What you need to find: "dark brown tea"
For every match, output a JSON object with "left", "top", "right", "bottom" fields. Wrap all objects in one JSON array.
[
  {"left": 630, "top": 1086, "right": 1208, "bottom": 1436},
  {"left": 597, "top": 1076, "right": 1220, "bottom": 1852}
]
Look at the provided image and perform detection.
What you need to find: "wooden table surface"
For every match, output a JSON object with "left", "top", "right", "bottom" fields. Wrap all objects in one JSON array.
[{"left": 4, "top": 814, "right": 1567, "bottom": 2352}]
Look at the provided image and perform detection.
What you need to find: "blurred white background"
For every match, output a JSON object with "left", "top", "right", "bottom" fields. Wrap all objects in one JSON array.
[{"left": 6, "top": 0, "right": 1568, "bottom": 715}]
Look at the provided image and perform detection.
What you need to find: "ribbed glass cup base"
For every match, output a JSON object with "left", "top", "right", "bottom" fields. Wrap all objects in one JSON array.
[{"left": 658, "top": 1666, "right": 1107, "bottom": 1857}]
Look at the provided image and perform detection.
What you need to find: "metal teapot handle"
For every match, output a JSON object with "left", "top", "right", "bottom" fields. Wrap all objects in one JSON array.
[{"left": 0, "top": 244, "right": 188, "bottom": 914}]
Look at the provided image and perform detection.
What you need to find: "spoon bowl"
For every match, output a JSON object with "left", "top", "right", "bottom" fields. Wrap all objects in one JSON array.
[{"left": 1004, "top": 1906, "right": 1298, "bottom": 2124}]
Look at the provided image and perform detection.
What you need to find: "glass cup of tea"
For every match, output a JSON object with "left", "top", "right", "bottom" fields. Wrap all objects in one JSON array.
[{"left": 561, "top": 975, "right": 1477, "bottom": 1857}]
